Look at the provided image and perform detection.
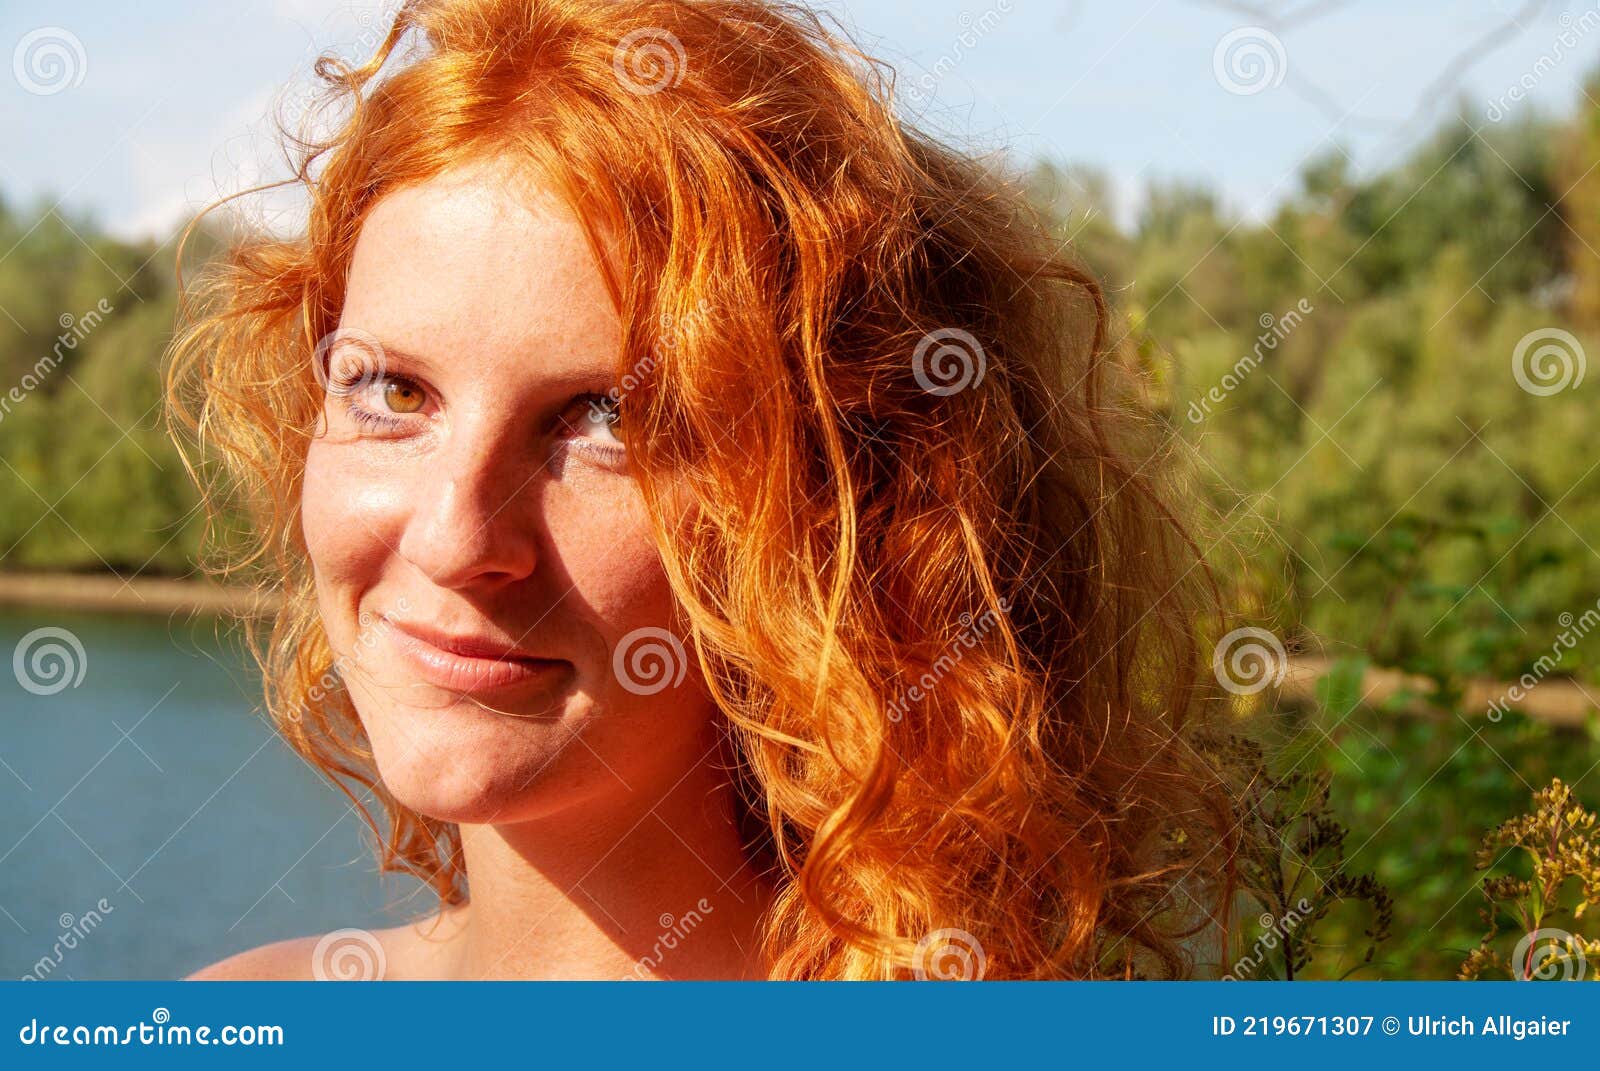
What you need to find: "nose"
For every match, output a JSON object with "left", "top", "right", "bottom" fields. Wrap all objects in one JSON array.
[{"left": 396, "top": 421, "right": 541, "bottom": 591}]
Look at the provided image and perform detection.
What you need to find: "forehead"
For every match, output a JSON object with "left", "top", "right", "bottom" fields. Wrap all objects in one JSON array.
[{"left": 339, "top": 156, "right": 620, "bottom": 379}]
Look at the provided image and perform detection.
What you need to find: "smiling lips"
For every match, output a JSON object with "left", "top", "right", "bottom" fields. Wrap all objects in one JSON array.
[{"left": 389, "top": 621, "right": 566, "bottom": 693}]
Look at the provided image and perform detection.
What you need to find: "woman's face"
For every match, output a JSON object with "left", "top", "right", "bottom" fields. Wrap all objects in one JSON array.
[{"left": 301, "top": 156, "right": 711, "bottom": 826}]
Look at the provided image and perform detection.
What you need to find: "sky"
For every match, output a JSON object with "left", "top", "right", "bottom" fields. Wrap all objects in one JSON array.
[{"left": 3, "top": 0, "right": 1600, "bottom": 241}]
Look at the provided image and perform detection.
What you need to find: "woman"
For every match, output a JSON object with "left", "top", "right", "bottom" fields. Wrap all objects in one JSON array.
[{"left": 167, "top": 0, "right": 1236, "bottom": 980}]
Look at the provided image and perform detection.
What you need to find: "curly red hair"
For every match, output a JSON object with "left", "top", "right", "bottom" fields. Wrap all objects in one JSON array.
[{"left": 166, "top": 0, "right": 1238, "bottom": 979}]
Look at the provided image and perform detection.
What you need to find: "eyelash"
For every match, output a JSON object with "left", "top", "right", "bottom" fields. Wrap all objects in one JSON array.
[
  {"left": 342, "top": 396, "right": 405, "bottom": 432},
  {"left": 330, "top": 373, "right": 625, "bottom": 458},
  {"left": 330, "top": 369, "right": 413, "bottom": 433}
]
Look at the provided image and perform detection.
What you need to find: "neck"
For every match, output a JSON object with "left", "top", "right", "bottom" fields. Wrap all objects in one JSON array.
[{"left": 446, "top": 749, "right": 774, "bottom": 980}]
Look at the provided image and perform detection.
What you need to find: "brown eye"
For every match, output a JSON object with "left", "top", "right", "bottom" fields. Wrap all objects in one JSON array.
[
  {"left": 383, "top": 378, "right": 426, "bottom": 414},
  {"left": 571, "top": 393, "right": 625, "bottom": 447}
]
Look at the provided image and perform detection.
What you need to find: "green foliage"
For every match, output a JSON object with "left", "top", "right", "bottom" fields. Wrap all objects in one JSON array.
[
  {"left": 1198, "top": 729, "right": 1394, "bottom": 981},
  {"left": 1028, "top": 96, "right": 1600, "bottom": 692},
  {"left": 1459, "top": 779, "right": 1600, "bottom": 980},
  {"left": 1024, "top": 78, "right": 1600, "bottom": 978},
  {"left": 1288, "top": 696, "right": 1600, "bottom": 978},
  {"left": 0, "top": 198, "right": 203, "bottom": 574}
]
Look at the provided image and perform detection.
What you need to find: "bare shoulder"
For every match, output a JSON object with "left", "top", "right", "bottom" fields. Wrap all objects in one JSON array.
[
  {"left": 185, "top": 934, "right": 323, "bottom": 980},
  {"left": 186, "top": 910, "right": 466, "bottom": 981}
]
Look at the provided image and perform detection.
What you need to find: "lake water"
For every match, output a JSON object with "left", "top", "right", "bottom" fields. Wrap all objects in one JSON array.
[{"left": 0, "top": 606, "right": 426, "bottom": 980}]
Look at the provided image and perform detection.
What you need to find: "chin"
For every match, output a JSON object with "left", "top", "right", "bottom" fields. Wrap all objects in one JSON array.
[
  {"left": 383, "top": 765, "right": 553, "bottom": 826},
  {"left": 351, "top": 684, "right": 596, "bottom": 825}
]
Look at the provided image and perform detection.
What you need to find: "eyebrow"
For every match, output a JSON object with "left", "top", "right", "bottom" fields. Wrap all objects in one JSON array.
[
  {"left": 335, "top": 335, "right": 621, "bottom": 391},
  {"left": 327, "top": 337, "right": 434, "bottom": 374}
]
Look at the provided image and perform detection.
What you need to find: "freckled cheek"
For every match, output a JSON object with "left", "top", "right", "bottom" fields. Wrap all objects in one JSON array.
[
  {"left": 301, "top": 443, "right": 414, "bottom": 624},
  {"left": 540, "top": 476, "right": 676, "bottom": 638}
]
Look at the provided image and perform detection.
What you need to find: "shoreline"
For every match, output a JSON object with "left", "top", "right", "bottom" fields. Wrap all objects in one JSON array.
[
  {"left": 0, "top": 571, "right": 280, "bottom": 618},
  {"left": 1278, "top": 655, "right": 1597, "bottom": 730},
  {"left": 0, "top": 572, "right": 1592, "bottom": 728}
]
